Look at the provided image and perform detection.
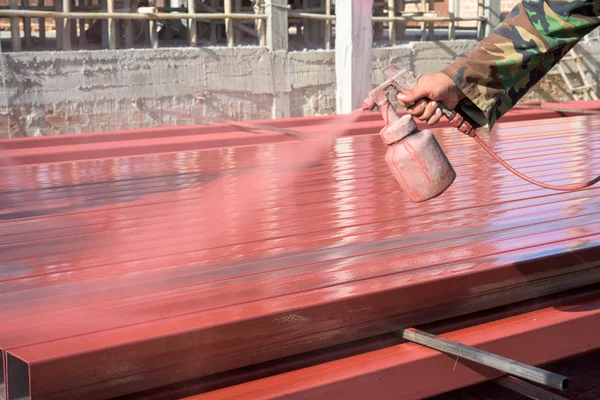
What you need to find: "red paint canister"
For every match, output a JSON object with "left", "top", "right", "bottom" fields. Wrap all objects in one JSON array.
[
  {"left": 363, "top": 75, "right": 456, "bottom": 203},
  {"left": 381, "top": 115, "right": 455, "bottom": 202}
]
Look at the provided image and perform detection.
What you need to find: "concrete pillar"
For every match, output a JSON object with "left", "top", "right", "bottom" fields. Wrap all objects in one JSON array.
[
  {"left": 335, "top": 0, "right": 373, "bottom": 114},
  {"left": 272, "top": 94, "right": 291, "bottom": 119},
  {"left": 484, "top": 0, "right": 501, "bottom": 36},
  {"left": 266, "top": 0, "right": 289, "bottom": 51}
]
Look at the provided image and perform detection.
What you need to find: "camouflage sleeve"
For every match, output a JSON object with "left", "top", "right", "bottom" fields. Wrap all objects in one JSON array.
[{"left": 441, "top": 1, "right": 600, "bottom": 131}]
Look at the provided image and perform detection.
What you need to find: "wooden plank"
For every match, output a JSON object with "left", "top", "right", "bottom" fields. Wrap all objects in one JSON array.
[
  {"left": 325, "top": 0, "right": 331, "bottom": 49},
  {"left": 420, "top": 0, "right": 426, "bottom": 40},
  {"left": 476, "top": 0, "right": 485, "bottom": 39},
  {"left": 9, "top": 0, "right": 21, "bottom": 51},
  {"left": 396, "top": 0, "right": 405, "bottom": 40},
  {"left": 101, "top": 0, "right": 108, "bottom": 48},
  {"left": 124, "top": 0, "right": 133, "bottom": 48},
  {"left": 39, "top": 0, "right": 46, "bottom": 42},
  {"left": 303, "top": 0, "right": 310, "bottom": 43},
  {"left": 427, "top": 0, "right": 434, "bottom": 39},
  {"left": 107, "top": 0, "right": 116, "bottom": 48},
  {"left": 63, "top": 0, "right": 72, "bottom": 50},
  {"left": 335, "top": 0, "right": 373, "bottom": 113},
  {"left": 266, "top": 0, "right": 288, "bottom": 51},
  {"left": 373, "top": 0, "right": 383, "bottom": 42},
  {"left": 188, "top": 0, "right": 197, "bottom": 46},
  {"left": 257, "top": 0, "right": 267, "bottom": 47},
  {"left": 70, "top": 0, "right": 78, "bottom": 46},
  {"left": 234, "top": 0, "right": 242, "bottom": 43},
  {"left": 210, "top": 0, "right": 217, "bottom": 44},
  {"left": 22, "top": 0, "right": 32, "bottom": 48},
  {"left": 55, "top": 0, "right": 64, "bottom": 49},
  {"left": 448, "top": 0, "right": 455, "bottom": 39},
  {"left": 225, "top": 0, "right": 234, "bottom": 47},
  {"left": 164, "top": 0, "right": 175, "bottom": 41},
  {"left": 388, "top": 0, "right": 395, "bottom": 44},
  {"left": 149, "top": 0, "right": 158, "bottom": 48},
  {"left": 484, "top": 0, "right": 500, "bottom": 36}
]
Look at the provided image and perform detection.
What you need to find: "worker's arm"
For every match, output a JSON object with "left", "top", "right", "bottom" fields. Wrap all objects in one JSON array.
[{"left": 398, "top": 1, "right": 600, "bottom": 130}]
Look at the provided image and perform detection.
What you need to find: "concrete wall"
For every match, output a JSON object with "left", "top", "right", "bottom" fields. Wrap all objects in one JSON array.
[{"left": 1, "top": 39, "right": 599, "bottom": 138}]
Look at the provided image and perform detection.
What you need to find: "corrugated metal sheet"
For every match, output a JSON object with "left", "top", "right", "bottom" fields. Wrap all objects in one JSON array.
[{"left": 1, "top": 102, "right": 600, "bottom": 399}]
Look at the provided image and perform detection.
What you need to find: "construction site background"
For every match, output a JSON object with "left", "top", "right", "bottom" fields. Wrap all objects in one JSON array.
[{"left": 0, "top": 0, "right": 597, "bottom": 138}]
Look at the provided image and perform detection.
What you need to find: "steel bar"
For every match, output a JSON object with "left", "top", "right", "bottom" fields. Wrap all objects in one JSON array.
[
  {"left": 0, "top": 350, "right": 4, "bottom": 400},
  {"left": 2, "top": 104, "right": 600, "bottom": 399},
  {"left": 2, "top": 100, "right": 600, "bottom": 164},
  {"left": 372, "top": 15, "right": 486, "bottom": 22},
  {"left": 495, "top": 376, "right": 569, "bottom": 400},
  {"left": 401, "top": 329, "right": 569, "bottom": 390},
  {"left": 186, "top": 289, "right": 600, "bottom": 399},
  {"left": 0, "top": 9, "right": 267, "bottom": 20},
  {"left": 514, "top": 103, "right": 600, "bottom": 115},
  {"left": 285, "top": 12, "right": 485, "bottom": 23}
]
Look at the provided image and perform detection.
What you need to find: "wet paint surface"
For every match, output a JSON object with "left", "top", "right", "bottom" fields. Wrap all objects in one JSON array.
[{"left": 1, "top": 111, "right": 600, "bottom": 399}]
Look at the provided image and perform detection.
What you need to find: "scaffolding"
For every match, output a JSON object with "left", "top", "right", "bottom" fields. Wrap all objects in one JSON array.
[{"left": 0, "top": 0, "right": 488, "bottom": 51}]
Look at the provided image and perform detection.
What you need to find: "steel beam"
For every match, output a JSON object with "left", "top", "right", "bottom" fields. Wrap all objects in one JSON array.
[{"left": 189, "top": 289, "right": 600, "bottom": 399}]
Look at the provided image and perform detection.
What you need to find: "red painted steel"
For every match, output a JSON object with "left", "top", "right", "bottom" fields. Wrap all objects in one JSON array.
[
  {"left": 1, "top": 100, "right": 599, "bottom": 166},
  {"left": 1, "top": 103, "right": 600, "bottom": 398},
  {"left": 190, "top": 288, "right": 600, "bottom": 400}
]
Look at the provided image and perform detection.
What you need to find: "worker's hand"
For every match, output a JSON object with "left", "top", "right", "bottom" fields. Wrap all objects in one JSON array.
[{"left": 397, "top": 72, "right": 465, "bottom": 126}]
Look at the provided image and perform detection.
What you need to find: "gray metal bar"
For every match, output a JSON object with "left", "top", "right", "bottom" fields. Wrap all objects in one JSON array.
[
  {"left": 495, "top": 376, "right": 568, "bottom": 400},
  {"left": 0, "top": 350, "right": 5, "bottom": 400},
  {"left": 401, "top": 328, "right": 569, "bottom": 391}
]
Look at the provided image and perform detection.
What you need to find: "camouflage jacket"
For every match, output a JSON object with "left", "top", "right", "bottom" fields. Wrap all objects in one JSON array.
[{"left": 441, "top": 0, "right": 600, "bottom": 131}]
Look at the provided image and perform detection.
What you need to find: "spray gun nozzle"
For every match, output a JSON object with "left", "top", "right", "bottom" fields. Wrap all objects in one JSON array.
[{"left": 362, "top": 97, "right": 377, "bottom": 111}]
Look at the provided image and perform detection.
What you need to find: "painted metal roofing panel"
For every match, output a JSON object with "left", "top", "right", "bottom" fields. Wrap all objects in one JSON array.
[{"left": 1, "top": 102, "right": 600, "bottom": 398}]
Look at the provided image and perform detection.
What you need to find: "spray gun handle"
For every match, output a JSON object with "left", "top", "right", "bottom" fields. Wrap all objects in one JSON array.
[
  {"left": 435, "top": 102, "right": 477, "bottom": 137},
  {"left": 380, "top": 65, "right": 477, "bottom": 137}
]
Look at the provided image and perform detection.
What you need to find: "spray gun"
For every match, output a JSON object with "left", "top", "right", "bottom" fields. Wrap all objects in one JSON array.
[
  {"left": 364, "top": 64, "right": 600, "bottom": 203},
  {"left": 361, "top": 65, "right": 456, "bottom": 203}
]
